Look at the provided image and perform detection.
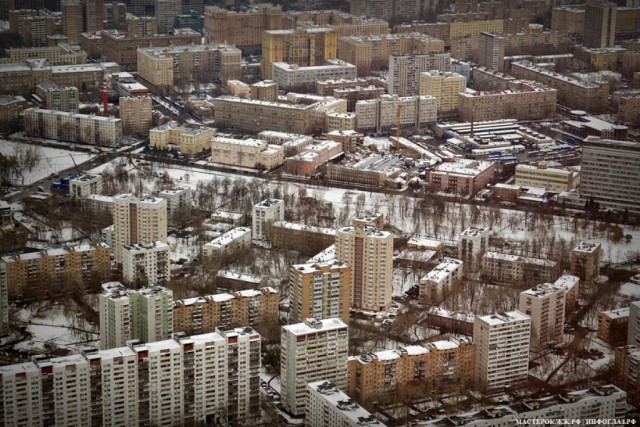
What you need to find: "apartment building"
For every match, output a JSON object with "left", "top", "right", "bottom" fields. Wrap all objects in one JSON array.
[
  {"left": 551, "top": 6, "right": 586, "bottom": 36},
  {"left": 580, "top": 136, "right": 640, "bottom": 214},
  {"left": 3, "top": 45, "right": 88, "bottom": 66},
  {"left": 252, "top": 198, "right": 285, "bottom": 242},
  {"left": 427, "top": 159, "right": 496, "bottom": 197},
  {"left": 83, "top": 194, "right": 114, "bottom": 217},
  {"left": 11, "top": 12, "right": 57, "bottom": 47},
  {"left": 424, "top": 385, "right": 627, "bottom": 425},
  {"left": 0, "top": 261, "right": 6, "bottom": 338},
  {"left": 458, "top": 82, "right": 557, "bottom": 122},
  {"left": 355, "top": 95, "right": 437, "bottom": 133},
  {"left": 420, "top": 258, "right": 463, "bottom": 302},
  {"left": 121, "top": 241, "right": 170, "bottom": 286},
  {"left": 519, "top": 284, "right": 566, "bottom": 350},
  {"left": 618, "top": 94, "right": 640, "bottom": 127},
  {"left": 482, "top": 251, "right": 560, "bottom": 285},
  {"left": 150, "top": 122, "right": 215, "bottom": 155},
  {"left": 289, "top": 261, "right": 351, "bottom": 324},
  {"left": 337, "top": 33, "right": 445, "bottom": 76},
  {"left": 478, "top": 32, "right": 505, "bottom": 71},
  {"left": 419, "top": 71, "right": 467, "bottom": 115},
  {"left": 119, "top": 96, "right": 153, "bottom": 136},
  {"left": 326, "top": 129, "right": 364, "bottom": 152},
  {"left": 112, "top": 194, "right": 167, "bottom": 264},
  {"left": 598, "top": 308, "right": 630, "bottom": 346},
  {"left": 95, "top": 28, "right": 201, "bottom": 72},
  {"left": 24, "top": 108, "right": 122, "bottom": 147},
  {"left": 331, "top": 85, "right": 385, "bottom": 111},
  {"left": 0, "top": 95, "right": 27, "bottom": 129},
  {"left": 0, "top": 244, "right": 111, "bottom": 298},
  {"left": 615, "top": 345, "right": 640, "bottom": 406},
  {"left": 202, "top": 227, "right": 252, "bottom": 257},
  {"left": 307, "top": 381, "right": 386, "bottom": 427},
  {"left": 570, "top": 240, "right": 603, "bottom": 285},
  {"left": 503, "top": 30, "right": 571, "bottom": 56},
  {"left": 515, "top": 164, "right": 577, "bottom": 193},
  {"left": 0, "top": 328, "right": 261, "bottom": 426},
  {"left": 336, "top": 225, "right": 394, "bottom": 312},
  {"left": 157, "top": 186, "right": 191, "bottom": 226},
  {"left": 137, "top": 44, "right": 242, "bottom": 86},
  {"left": 458, "top": 226, "right": 490, "bottom": 273},
  {"left": 262, "top": 28, "right": 337, "bottom": 80},
  {"left": 584, "top": 0, "right": 617, "bottom": 48},
  {"left": 388, "top": 53, "right": 451, "bottom": 96},
  {"left": 272, "top": 221, "right": 336, "bottom": 255},
  {"left": 272, "top": 60, "right": 357, "bottom": 89},
  {"left": 173, "top": 287, "right": 279, "bottom": 335},
  {"left": 511, "top": 61, "right": 609, "bottom": 113},
  {"left": 99, "top": 282, "right": 173, "bottom": 349},
  {"left": 69, "top": 173, "right": 102, "bottom": 198},
  {"left": 281, "top": 318, "right": 349, "bottom": 416},
  {"left": 348, "top": 339, "right": 476, "bottom": 403},
  {"left": 628, "top": 301, "right": 640, "bottom": 347},
  {"left": 61, "top": 0, "right": 83, "bottom": 43},
  {"left": 474, "top": 311, "right": 531, "bottom": 392}
]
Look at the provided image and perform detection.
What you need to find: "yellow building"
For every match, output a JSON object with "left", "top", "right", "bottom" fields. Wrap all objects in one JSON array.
[
  {"left": 211, "top": 136, "right": 285, "bottom": 170},
  {"left": 120, "top": 96, "right": 153, "bottom": 136},
  {"left": 419, "top": 71, "right": 466, "bottom": 115},
  {"left": 173, "top": 287, "right": 279, "bottom": 335},
  {"left": 515, "top": 163, "right": 576, "bottom": 192},
  {"left": 288, "top": 261, "right": 351, "bottom": 325},
  {"left": 449, "top": 19, "right": 504, "bottom": 38},
  {"left": 348, "top": 339, "right": 476, "bottom": 403},
  {"left": 150, "top": 122, "right": 215, "bottom": 154},
  {"left": 261, "top": 28, "right": 337, "bottom": 79}
]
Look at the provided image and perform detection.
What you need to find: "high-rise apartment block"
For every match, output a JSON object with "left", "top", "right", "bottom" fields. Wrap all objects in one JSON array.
[
  {"left": 119, "top": 96, "right": 153, "bottom": 136},
  {"left": 61, "top": 0, "right": 83, "bottom": 43},
  {"left": 281, "top": 318, "right": 349, "bottom": 416},
  {"left": 519, "top": 283, "right": 566, "bottom": 350},
  {"left": 83, "top": 0, "right": 104, "bottom": 32},
  {"left": 628, "top": 300, "right": 640, "bottom": 347},
  {"left": 0, "top": 244, "right": 111, "bottom": 298},
  {"left": 355, "top": 94, "right": 437, "bottom": 133},
  {"left": 157, "top": 185, "right": 191, "bottom": 225},
  {"left": 598, "top": 308, "right": 629, "bottom": 346},
  {"left": 348, "top": 339, "right": 476, "bottom": 403},
  {"left": 307, "top": 381, "right": 386, "bottom": 427},
  {"left": 388, "top": 53, "right": 451, "bottom": 96},
  {"left": 0, "top": 328, "right": 261, "bottom": 426},
  {"left": 474, "top": 311, "right": 531, "bottom": 392},
  {"left": 458, "top": 226, "right": 490, "bottom": 273},
  {"left": 173, "top": 287, "right": 279, "bottom": 335},
  {"left": 262, "top": 28, "right": 338, "bottom": 80},
  {"left": 419, "top": 71, "right": 467, "bottom": 115},
  {"left": 34, "top": 82, "right": 79, "bottom": 112},
  {"left": 113, "top": 194, "right": 168, "bottom": 264},
  {"left": 570, "top": 241, "right": 603, "bottom": 285},
  {"left": 99, "top": 282, "right": 173, "bottom": 349},
  {"left": 584, "top": 0, "right": 617, "bottom": 48},
  {"left": 155, "top": 0, "right": 180, "bottom": 34},
  {"left": 478, "top": 32, "right": 505, "bottom": 71},
  {"left": 121, "top": 241, "right": 170, "bottom": 286},
  {"left": 615, "top": 345, "right": 640, "bottom": 406},
  {"left": 289, "top": 261, "right": 351, "bottom": 324},
  {"left": 580, "top": 137, "right": 640, "bottom": 214},
  {"left": 252, "top": 198, "right": 285, "bottom": 241},
  {"left": 336, "top": 225, "right": 394, "bottom": 312}
]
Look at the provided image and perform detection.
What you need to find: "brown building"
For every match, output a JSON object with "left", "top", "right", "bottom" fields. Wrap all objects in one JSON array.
[
  {"left": 551, "top": 6, "right": 586, "bottom": 36},
  {"left": 0, "top": 95, "right": 28, "bottom": 131},
  {"left": 97, "top": 28, "right": 201, "bottom": 72},
  {"left": 288, "top": 261, "right": 351, "bottom": 324},
  {"left": 511, "top": 61, "right": 609, "bottom": 113},
  {"left": 618, "top": 95, "right": 640, "bottom": 127},
  {"left": 172, "top": 287, "right": 279, "bottom": 336},
  {"left": 571, "top": 241, "right": 603, "bottom": 285},
  {"left": 215, "top": 270, "right": 267, "bottom": 291},
  {"left": 272, "top": 221, "right": 336, "bottom": 256},
  {"left": 119, "top": 96, "right": 153, "bottom": 136},
  {"left": 598, "top": 308, "right": 630, "bottom": 346},
  {"left": 0, "top": 244, "right": 111, "bottom": 298},
  {"left": 482, "top": 251, "right": 560, "bottom": 286},
  {"left": 458, "top": 81, "right": 557, "bottom": 122},
  {"left": 503, "top": 30, "right": 571, "bottom": 56},
  {"left": 614, "top": 345, "right": 640, "bottom": 406},
  {"left": 250, "top": 80, "right": 279, "bottom": 101},
  {"left": 347, "top": 339, "right": 476, "bottom": 403}
]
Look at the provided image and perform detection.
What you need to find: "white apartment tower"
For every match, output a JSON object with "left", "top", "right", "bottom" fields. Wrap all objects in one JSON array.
[
  {"left": 388, "top": 53, "right": 451, "bottom": 96},
  {"left": 157, "top": 186, "right": 192, "bottom": 226},
  {"left": 252, "top": 198, "right": 284, "bottom": 241},
  {"left": 336, "top": 225, "right": 394, "bottom": 312},
  {"left": 306, "top": 381, "right": 386, "bottom": 427},
  {"left": 122, "top": 241, "right": 170, "bottom": 286},
  {"left": 99, "top": 282, "right": 173, "bottom": 349},
  {"left": 519, "top": 283, "right": 566, "bottom": 350},
  {"left": 474, "top": 310, "right": 531, "bottom": 392},
  {"left": 0, "top": 328, "right": 261, "bottom": 426},
  {"left": 113, "top": 193, "right": 168, "bottom": 263},
  {"left": 281, "top": 318, "right": 349, "bottom": 416},
  {"left": 458, "top": 226, "right": 490, "bottom": 273}
]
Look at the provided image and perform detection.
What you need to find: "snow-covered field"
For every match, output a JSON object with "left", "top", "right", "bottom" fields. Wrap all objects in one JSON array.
[{"left": 1, "top": 139, "right": 95, "bottom": 186}]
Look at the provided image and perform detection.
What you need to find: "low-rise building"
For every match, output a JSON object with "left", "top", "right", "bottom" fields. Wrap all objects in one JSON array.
[
  {"left": 211, "top": 136, "right": 285, "bottom": 170},
  {"left": 69, "top": 173, "right": 102, "bottom": 198},
  {"left": 327, "top": 154, "right": 404, "bottom": 187},
  {"left": 427, "top": 159, "right": 495, "bottom": 196},
  {"left": 173, "top": 287, "right": 279, "bottom": 335},
  {"left": 202, "top": 227, "right": 251, "bottom": 257},
  {"left": 272, "top": 60, "right": 357, "bottom": 89},
  {"left": 272, "top": 221, "right": 336, "bottom": 256},
  {"left": 150, "top": 122, "right": 215, "bottom": 154},
  {"left": 420, "top": 258, "right": 463, "bottom": 302},
  {"left": 515, "top": 164, "right": 577, "bottom": 193},
  {"left": 285, "top": 140, "right": 343, "bottom": 176},
  {"left": 598, "top": 308, "right": 630, "bottom": 346},
  {"left": 347, "top": 339, "right": 476, "bottom": 403},
  {"left": 307, "top": 381, "right": 386, "bottom": 427},
  {"left": 482, "top": 251, "right": 560, "bottom": 285}
]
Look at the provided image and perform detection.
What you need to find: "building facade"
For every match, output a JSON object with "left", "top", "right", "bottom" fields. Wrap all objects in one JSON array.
[
  {"left": 119, "top": 96, "right": 153, "bottom": 136},
  {"left": 427, "top": 159, "right": 496, "bottom": 197},
  {"left": 202, "top": 227, "right": 252, "bottom": 257},
  {"left": 307, "top": 381, "right": 386, "bottom": 427},
  {"left": 519, "top": 284, "right": 566, "bottom": 350},
  {"left": 69, "top": 173, "right": 102, "bottom": 198},
  {"left": 598, "top": 308, "right": 630, "bottom": 346},
  {"left": 388, "top": 53, "right": 451, "bottom": 96},
  {"left": 570, "top": 240, "right": 603, "bottom": 285},
  {"left": 271, "top": 60, "right": 357, "bottom": 89},
  {"left": 121, "top": 241, "right": 170, "bottom": 286},
  {"left": 515, "top": 164, "right": 576, "bottom": 193},
  {"left": 281, "top": 318, "right": 349, "bottom": 416},
  {"left": 252, "top": 199, "right": 285, "bottom": 242},
  {"left": 419, "top": 71, "right": 467, "bottom": 115},
  {"left": 482, "top": 251, "right": 560, "bottom": 285},
  {"left": 150, "top": 122, "right": 215, "bottom": 154},
  {"left": 584, "top": 0, "right": 617, "bottom": 48}
]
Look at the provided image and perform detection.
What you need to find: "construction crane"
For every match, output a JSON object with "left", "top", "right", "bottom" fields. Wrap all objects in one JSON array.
[{"left": 69, "top": 153, "right": 81, "bottom": 176}]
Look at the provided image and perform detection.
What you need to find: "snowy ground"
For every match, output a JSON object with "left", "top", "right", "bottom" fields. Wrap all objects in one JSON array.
[{"left": 0, "top": 139, "right": 95, "bottom": 186}]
